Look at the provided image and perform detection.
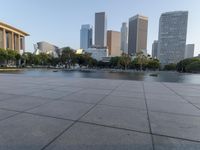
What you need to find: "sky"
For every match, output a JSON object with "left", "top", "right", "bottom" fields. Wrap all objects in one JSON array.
[{"left": 0, "top": 0, "right": 200, "bottom": 56}]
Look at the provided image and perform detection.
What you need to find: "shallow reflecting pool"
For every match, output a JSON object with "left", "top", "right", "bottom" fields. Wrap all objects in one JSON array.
[{"left": 1, "top": 69, "right": 200, "bottom": 84}]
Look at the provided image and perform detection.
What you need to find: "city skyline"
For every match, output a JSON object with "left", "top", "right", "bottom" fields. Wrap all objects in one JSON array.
[{"left": 0, "top": 0, "right": 200, "bottom": 56}]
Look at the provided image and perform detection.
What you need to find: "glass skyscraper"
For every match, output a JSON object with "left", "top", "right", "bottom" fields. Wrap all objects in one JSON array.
[
  {"left": 120, "top": 22, "right": 128, "bottom": 54},
  {"left": 158, "top": 11, "right": 188, "bottom": 65},
  {"left": 80, "top": 24, "right": 93, "bottom": 49}
]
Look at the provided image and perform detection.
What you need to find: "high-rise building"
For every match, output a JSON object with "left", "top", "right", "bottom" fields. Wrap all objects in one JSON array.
[
  {"left": 185, "top": 44, "right": 195, "bottom": 58},
  {"left": 120, "top": 22, "right": 128, "bottom": 54},
  {"left": 128, "top": 15, "right": 148, "bottom": 56},
  {"left": 80, "top": 24, "right": 93, "bottom": 49},
  {"left": 95, "top": 12, "right": 107, "bottom": 47},
  {"left": 158, "top": 11, "right": 188, "bottom": 65},
  {"left": 107, "top": 30, "right": 121, "bottom": 57},
  {"left": 152, "top": 40, "right": 158, "bottom": 59}
]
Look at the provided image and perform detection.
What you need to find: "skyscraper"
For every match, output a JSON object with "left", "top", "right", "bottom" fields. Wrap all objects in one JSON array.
[
  {"left": 185, "top": 44, "right": 195, "bottom": 58},
  {"left": 95, "top": 12, "right": 107, "bottom": 47},
  {"left": 107, "top": 30, "right": 121, "bottom": 57},
  {"left": 152, "top": 40, "right": 158, "bottom": 59},
  {"left": 128, "top": 15, "right": 148, "bottom": 56},
  {"left": 120, "top": 22, "right": 128, "bottom": 54},
  {"left": 158, "top": 11, "right": 188, "bottom": 65},
  {"left": 80, "top": 24, "right": 93, "bottom": 49}
]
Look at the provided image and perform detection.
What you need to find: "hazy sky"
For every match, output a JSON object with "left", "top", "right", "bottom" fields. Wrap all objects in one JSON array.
[{"left": 0, "top": 0, "right": 200, "bottom": 56}]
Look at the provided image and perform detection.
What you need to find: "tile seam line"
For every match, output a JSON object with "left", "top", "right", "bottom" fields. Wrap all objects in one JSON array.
[
  {"left": 41, "top": 81, "right": 124, "bottom": 150},
  {"left": 0, "top": 88, "right": 84, "bottom": 123},
  {"left": 1, "top": 105, "right": 200, "bottom": 143},
  {"left": 162, "top": 83, "right": 200, "bottom": 112},
  {"left": 142, "top": 82, "right": 155, "bottom": 150}
]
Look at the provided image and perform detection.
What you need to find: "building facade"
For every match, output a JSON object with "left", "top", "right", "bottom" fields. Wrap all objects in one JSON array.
[
  {"left": 120, "top": 22, "right": 128, "bottom": 54},
  {"left": 158, "top": 11, "right": 188, "bottom": 65},
  {"left": 34, "top": 41, "right": 60, "bottom": 58},
  {"left": 95, "top": 12, "right": 107, "bottom": 47},
  {"left": 107, "top": 30, "right": 122, "bottom": 57},
  {"left": 185, "top": 44, "right": 194, "bottom": 58},
  {"left": 152, "top": 40, "right": 158, "bottom": 59},
  {"left": 0, "top": 22, "right": 29, "bottom": 52},
  {"left": 85, "top": 48, "right": 108, "bottom": 61},
  {"left": 80, "top": 24, "right": 93, "bottom": 49},
  {"left": 128, "top": 15, "right": 148, "bottom": 56}
]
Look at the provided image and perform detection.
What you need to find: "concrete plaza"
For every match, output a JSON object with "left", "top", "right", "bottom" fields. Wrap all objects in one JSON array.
[{"left": 0, "top": 74, "right": 200, "bottom": 150}]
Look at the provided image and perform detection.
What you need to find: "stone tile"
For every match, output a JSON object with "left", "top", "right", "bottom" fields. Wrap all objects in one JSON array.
[
  {"left": 153, "top": 135, "right": 200, "bottom": 150},
  {"left": 0, "top": 96, "right": 49, "bottom": 111},
  {"left": 110, "top": 90, "right": 145, "bottom": 99},
  {"left": 145, "top": 93, "right": 185, "bottom": 102},
  {"left": 0, "top": 87, "right": 40, "bottom": 96},
  {"left": 0, "top": 109, "right": 18, "bottom": 121},
  {"left": 52, "top": 86, "right": 82, "bottom": 93},
  {"left": 0, "top": 93, "right": 16, "bottom": 101},
  {"left": 28, "top": 101, "right": 94, "bottom": 120},
  {"left": 0, "top": 113, "right": 73, "bottom": 150},
  {"left": 81, "top": 105, "right": 149, "bottom": 132},
  {"left": 61, "top": 93, "right": 106, "bottom": 104},
  {"left": 29, "top": 89, "right": 72, "bottom": 99},
  {"left": 147, "top": 100, "right": 200, "bottom": 116},
  {"left": 100, "top": 95, "right": 146, "bottom": 110},
  {"left": 46, "top": 123, "right": 153, "bottom": 150},
  {"left": 150, "top": 112, "right": 200, "bottom": 141},
  {"left": 184, "top": 96, "right": 200, "bottom": 104},
  {"left": 78, "top": 89, "right": 112, "bottom": 95}
]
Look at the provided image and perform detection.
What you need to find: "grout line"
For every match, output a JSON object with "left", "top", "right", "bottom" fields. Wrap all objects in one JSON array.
[
  {"left": 1, "top": 103, "right": 200, "bottom": 144},
  {"left": 41, "top": 81, "right": 124, "bottom": 150},
  {"left": 162, "top": 83, "right": 200, "bottom": 112},
  {"left": 142, "top": 82, "right": 155, "bottom": 150}
]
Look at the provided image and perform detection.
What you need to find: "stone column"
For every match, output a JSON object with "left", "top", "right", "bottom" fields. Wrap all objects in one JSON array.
[
  {"left": 7, "top": 32, "right": 12, "bottom": 49},
  {"left": 11, "top": 32, "right": 14, "bottom": 50},
  {"left": 18, "top": 34, "right": 21, "bottom": 51},
  {"left": 22, "top": 37, "right": 25, "bottom": 52},
  {"left": 3, "top": 29, "right": 6, "bottom": 49}
]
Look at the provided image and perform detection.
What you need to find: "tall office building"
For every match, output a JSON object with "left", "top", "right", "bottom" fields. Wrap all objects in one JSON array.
[
  {"left": 152, "top": 40, "right": 158, "bottom": 59},
  {"left": 107, "top": 30, "right": 121, "bottom": 57},
  {"left": 128, "top": 15, "right": 148, "bottom": 55},
  {"left": 80, "top": 24, "right": 93, "bottom": 49},
  {"left": 158, "top": 11, "right": 188, "bottom": 65},
  {"left": 95, "top": 12, "right": 107, "bottom": 47},
  {"left": 185, "top": 44, "right": 195, "bottom": 58},
  {"left": 120, "top": 22, "right": 128, "bottom": 54}
]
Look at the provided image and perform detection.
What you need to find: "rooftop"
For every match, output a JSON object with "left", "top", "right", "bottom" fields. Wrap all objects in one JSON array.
[
  {"left": 0, "top": 21, "right": 29, "bottom": 36},
  {"left": 0, "top": 74, "right": 200, "bottom": 149}
]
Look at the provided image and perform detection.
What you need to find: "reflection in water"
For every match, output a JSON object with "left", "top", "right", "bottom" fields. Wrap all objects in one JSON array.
[{"left": 1, "top": 69, "right": 200, "bottom": 84}]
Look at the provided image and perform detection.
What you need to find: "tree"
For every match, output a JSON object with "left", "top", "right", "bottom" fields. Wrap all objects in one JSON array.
[
  {"left": 136, "top": 51, "right": 147, "bottom": 71},
  {"left": 119, "top": 53, "right": 131, "bottom": 70},
  {"left": 22, "top": 52, "right": 34, "bottom": 66},
  {"left": 109, "top": 57, "right": 121, "bottom": 68},
  {"left": 164, "top": 63, "right": 177, "bottom": 71},
  {"left": 185, "top": 61, "right": 200, "bottom": 73},
  {"left": 61, "top": 47, "right": 76, "bottom": 69},
  {"left": 0, "top": 48, "right": 7, "bottom": 65},
  {"left": 147, "top": 59, "right": 160, "bottom": 70},
  {"left": 177, "top": 58, "right": 200, "bottom": 72}
]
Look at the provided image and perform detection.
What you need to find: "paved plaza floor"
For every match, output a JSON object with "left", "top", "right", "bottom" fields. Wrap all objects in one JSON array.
[{"left": 0, "top": 74, "right": 200, "bottom": 150}]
